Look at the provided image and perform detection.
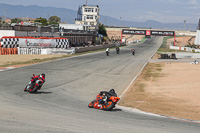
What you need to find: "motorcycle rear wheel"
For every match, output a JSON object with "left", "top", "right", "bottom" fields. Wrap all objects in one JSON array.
[{"left": 106, "top": 52, "right": 109, "bottom": 56}]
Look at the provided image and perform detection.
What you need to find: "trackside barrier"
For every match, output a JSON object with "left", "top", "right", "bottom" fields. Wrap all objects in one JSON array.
[
  {"left": 175, "top": 53, "right": 200, "bottom": 58},
  {"left": 18, "top": 47, "right": 75, "bottom": 55},
  {"left": 41, "top": 48, "right": 75, "bottom": 55},
  {"left": 169, "top": 45, "right": 193, "bottom": 52},
  {"left": 0, "top": 47, "right": 18, "bottom": 55},
  {"left": 0, "top": 36, "right": 70, "bottom": 55},
  {"left": 1, "top": 36, "right": 70, "bottom": 49},
  {"left": 75, "top": 43, "right": 126, "bottom": 53},
  {"left": 18, "top": 47, "right": 42, "bottom": 55},
  {"left": 169, "top": 45, "right": 200, "bottom": 52},
  {"left": 169, "top": 45, "right": 200, "bottom": 58}
]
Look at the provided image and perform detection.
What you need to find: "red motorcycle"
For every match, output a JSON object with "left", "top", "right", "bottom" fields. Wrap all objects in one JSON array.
[
  {"left": 24, "top": 74, "right": 44, "bottom": 93},
  {"left": 88, "top": 90, "right": 120, "bottom": 111}
]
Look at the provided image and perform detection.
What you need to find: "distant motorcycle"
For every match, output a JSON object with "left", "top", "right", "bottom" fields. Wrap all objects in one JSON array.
[
  {"left": 106, "top": 48, "right": 110, "bottom": 56},
  {"left": 88, "top": 90, "right": 120, "bottom": 111},
  {"left": 106, "top": 51, "right": 109, "bottom": 56},
  {"left": 116, "top": 47, "right": 120, "bottom": 54},
  {"left": 131, "top": 48, "right": 135, "bottom": 55}
]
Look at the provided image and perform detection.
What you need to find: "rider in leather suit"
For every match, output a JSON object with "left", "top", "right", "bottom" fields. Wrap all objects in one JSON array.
[{"left": 24, "top": 73, "right": 45, "bottom": 92}]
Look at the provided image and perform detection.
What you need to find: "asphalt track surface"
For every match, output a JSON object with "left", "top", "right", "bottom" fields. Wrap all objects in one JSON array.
[{"left": 0, "top": 36, "right": 199, "bottom": 133}]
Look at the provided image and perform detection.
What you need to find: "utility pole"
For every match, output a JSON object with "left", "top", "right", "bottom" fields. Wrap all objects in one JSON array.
[
  {"left": 184, "top": 20, "right": 186, "bottom": 31},
  {"left": 120, "top": 17, "right": 122, "bottom": 43},
  {"left": 183, "top": 20, "right": 186, "bottom": 45},
  {"left": 120, "top": 17, "right": 122, "bottom": 29},
  {"left": 86, "top": 0, "right": 88, "bottom": 6},
  {"left": 4, "top": 8, "right": 6, "bottom": 22}
]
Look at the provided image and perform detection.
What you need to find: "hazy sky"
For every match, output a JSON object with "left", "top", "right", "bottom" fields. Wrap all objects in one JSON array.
[{"left": 0, "top": 0, "right": 199, "bottom": 23}]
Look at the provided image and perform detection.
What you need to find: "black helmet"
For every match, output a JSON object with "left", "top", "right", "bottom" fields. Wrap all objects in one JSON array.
[
  {"left": 41, "top": 73, "right": 45, "bottom": 78},
  {"left": 110, "top": 89, "right": 115, "bottom": 93}
]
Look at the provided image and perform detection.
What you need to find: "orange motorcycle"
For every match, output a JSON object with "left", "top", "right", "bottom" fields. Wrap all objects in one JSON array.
[{"left": 88, "top": 90, "right": 120, "bottom": 111}]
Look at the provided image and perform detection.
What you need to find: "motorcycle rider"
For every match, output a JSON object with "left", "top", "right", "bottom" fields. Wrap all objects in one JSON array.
[
  {"left": 106, "top": 48, "right": 110, "bottom": 52},
  {"left": 94, "top": 89, "right": 115, "bottom": 109},
  {"left": 131, "top": 48, "right": 135, "bottom": 55},
  {"left": 116, "top": 47, "right": 120, "bottom": 54},
  {"left": 94, "top": 92, "right": 106, "bottom": 109},
  {"left": 24, "top": 73, "right": 46, "bottom": 92},
  {"left": 109, "top": 89, "right": 116, "bottom": 95},
  {"left": 106, "top": 48, "right": 110, "bottom": 56}
]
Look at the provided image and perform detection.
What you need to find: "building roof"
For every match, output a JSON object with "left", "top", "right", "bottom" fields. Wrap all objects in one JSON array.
[{"left": 81, "top": 5, "right": 99, "bottom": 8}]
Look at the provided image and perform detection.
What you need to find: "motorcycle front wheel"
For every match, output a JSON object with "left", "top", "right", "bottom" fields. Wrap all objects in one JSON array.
[
  {"left": 28, "top": 85, "right": 39, "bottom": 93},
  {"left": 88, "top": 100, "right": 95, "bottom": 108},
  {"left": 103, "top": 101, "right": 116, "bottom": 111}
]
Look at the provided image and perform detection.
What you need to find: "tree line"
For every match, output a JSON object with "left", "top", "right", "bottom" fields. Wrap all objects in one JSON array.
[
  {"left": 11, "top": 16, "right": 61, "bottom": 26},
  {"left": 7, "top": 16, "right": 108, "bottom": 37}
]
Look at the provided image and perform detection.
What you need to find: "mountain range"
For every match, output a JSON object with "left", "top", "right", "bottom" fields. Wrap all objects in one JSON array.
[{"left": 0, "top": 3, "right": 198, "bottom": 31}]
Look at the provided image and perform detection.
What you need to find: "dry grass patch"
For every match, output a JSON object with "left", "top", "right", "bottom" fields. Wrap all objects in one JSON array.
[
  {"left": 151, "top": 53, "right": 161, "bottom": 59},
  {"left": 120, "top": 62, "right": 200, "bottom": 121}
]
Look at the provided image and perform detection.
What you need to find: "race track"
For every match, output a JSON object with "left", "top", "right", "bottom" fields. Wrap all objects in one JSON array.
[{"left": 0, "top": 36, "right": 199, "bottom": 133}]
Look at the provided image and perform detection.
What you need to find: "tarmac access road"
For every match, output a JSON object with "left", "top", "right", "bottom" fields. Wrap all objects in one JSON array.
[{"left": 0, "top": 36, "right": 199, "bottom": 133}]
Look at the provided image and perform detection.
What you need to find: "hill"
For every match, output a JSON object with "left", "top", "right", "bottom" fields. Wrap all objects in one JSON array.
[{"left": 0, "top": 3, "right": 197, "bottom": 30}]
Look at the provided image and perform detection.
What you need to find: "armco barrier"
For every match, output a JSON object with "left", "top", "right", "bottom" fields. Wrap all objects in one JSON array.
[
  {"left": 0, "top": 41, "right": 125, "bottom": 55},
  {"left": 75, "top": 43, "right": 126, "bottom": 53}
]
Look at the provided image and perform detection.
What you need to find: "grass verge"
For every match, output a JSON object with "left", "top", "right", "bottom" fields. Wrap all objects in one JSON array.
[
  {"left": 157, "top": 36, "right": 186, "bottom": 52},
  {"left": 141, "top": 36, "right": 146, "bottom": 43},
  {"left": 120, "top": 63, "right": 163, "bottom": 105}
]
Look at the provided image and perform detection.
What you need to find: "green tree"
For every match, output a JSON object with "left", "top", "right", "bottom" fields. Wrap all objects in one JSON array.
[
  {"left": 11, "top": 18, "right": 21, "bottom": 23},
  {"left": 35, "top": 17, "right": 48, "bottom": 26},
  {"left": 48, "top": 16, "right": 61, "bottom": 24},
  {"left": 0, "top": 17, "right": 2, "bottom": 25},
  {"left": 98, "top": 23, "right": 107, "bottom": 36}
]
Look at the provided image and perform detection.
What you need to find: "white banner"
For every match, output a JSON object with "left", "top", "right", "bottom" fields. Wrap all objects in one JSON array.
[
  {"left": 18, "top": 38, "right": 69, "bottom": 48},
  {"left": 19, "top": 39, "right": 54, "bottom": 48}
]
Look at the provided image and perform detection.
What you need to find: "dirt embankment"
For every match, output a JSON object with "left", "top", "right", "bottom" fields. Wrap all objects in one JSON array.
[
  {"left": 120, "top": 62, "right": 200, "bottom": 121},
  {"left": 168, "top": 36, "right": 195, "bottom": 47}
]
